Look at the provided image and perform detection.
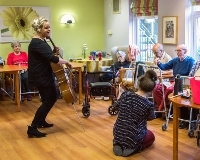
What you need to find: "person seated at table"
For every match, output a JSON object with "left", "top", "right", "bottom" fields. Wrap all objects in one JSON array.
[
  {"left": 152, "top": 43, "right": 173, "bottom": 75},
  {"left": 7, "top": 41, "right": 32, "bottom": 101},
  {"left": 99, "top": 51, "right": 130, "bottom": 82},
  {"left": 153, "top": 44, "right": 195, "bottom": 129},
  {"left": 152, "top": 43, "right": 172, "bottom": 117},
  {"left": 113, "top": 70, "right": 157, "bottom": 157}
]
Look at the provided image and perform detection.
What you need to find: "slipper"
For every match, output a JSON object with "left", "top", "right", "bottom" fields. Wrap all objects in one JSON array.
[
  {"left": 122, "top": 148, "right": 134, "bottom": 157},
  {"left": 113, "top": 145, "right": 122, "bottom": 156}
]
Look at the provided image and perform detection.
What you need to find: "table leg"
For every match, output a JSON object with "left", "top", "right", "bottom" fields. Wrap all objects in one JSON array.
[
  {"left": 173, "top": 103, "right": 179, "bottom": 160},
  {"left": 14, "top": 72, "right": 20, "bottom": 111}
]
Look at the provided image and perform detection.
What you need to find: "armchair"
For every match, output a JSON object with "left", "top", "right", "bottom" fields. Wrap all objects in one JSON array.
[{"left": 99, "top": 45, "right": 129, "bottom": 72}]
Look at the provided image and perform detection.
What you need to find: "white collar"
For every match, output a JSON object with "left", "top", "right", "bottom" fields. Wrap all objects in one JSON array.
[{"left": 179, "top": 56, "right": 187, "bottom": 61}]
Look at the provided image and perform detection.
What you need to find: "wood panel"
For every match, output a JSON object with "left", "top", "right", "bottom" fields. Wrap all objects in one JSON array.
[{"left": 0, "top": 96, "right": 200, "bottom": 160}]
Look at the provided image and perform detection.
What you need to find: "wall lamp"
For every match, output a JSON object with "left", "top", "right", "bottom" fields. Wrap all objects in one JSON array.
[{"left": 60, "top": 14, "right": 75, "bottom": 24}]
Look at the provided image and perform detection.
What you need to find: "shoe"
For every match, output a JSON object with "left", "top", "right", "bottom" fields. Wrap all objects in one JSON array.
[
  {"left": 27, "top": 95, "right": 32, "bottom": 101},
  {"left": 155, "top": 112, "right": 162, "bottom": 118},
  {"left": 103, "top": 97, "right": 109, "bottom": 101},
  {"left": 179, "top": 121, "right": 188, "bottom": 129},
  {"left": 21, "top": 96, "right": 25, "bottom": 102},
  {"left": 37, "top": 122, "right": 54, "bottom": 128},
  {"left": 113, "top": 145, "right": 122, "bottom": 156},
  {"left": 27, "top": 126, "right": 46, "bottom": 138}
]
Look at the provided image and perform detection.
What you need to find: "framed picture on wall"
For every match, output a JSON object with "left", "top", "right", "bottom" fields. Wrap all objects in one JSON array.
[
  {"left": 113, "top": 0, "right": 121, "bottom": 14},
  {"left": 0, "top": 6, "right": 50, "bottom": 43},
  {"left": 162, "top": 16, "right": 178, "bottom": 44}
]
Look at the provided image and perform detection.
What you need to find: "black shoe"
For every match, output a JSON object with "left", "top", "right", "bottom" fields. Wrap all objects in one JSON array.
[
  {"left": 37, "top": 122, "right": 54, "bottom": 128},
  {"left": 155, "top": 112, "right": 164, "bottom": 119},
  {"left": 27, "top": 126, "right": 46, "bottom": 138},
  {"left": 179, "top": 121, "right": 188, "bottom": 129}
]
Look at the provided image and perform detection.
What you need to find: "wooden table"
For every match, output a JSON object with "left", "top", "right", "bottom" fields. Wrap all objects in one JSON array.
[
  {"left": 168, "top": 93, "right": 200, "bottom": 160},
  {"left": 70, "top": 62, "right": 85, "bottom": 104},
  {"left": 72, "top": 58, "right": 113, "bottom": 72},
  {"left": 0, "top": 65, "right": 27, "bottom": 111}
]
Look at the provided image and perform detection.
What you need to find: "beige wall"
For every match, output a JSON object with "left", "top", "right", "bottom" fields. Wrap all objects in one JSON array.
[
  {"left": 0, "top": 0, "right": 105, "bottom": 60},
  {"left": 103, "top": 0, "right": 194, "bottom": 59},
  {"left": 158, "top": 0, "right": 193, "bottom": 58},
  {"left": 104, "top": 0, "right": 131, "bottom": 53}
]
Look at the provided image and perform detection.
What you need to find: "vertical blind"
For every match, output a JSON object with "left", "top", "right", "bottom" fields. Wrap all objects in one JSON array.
[
  {"left": 190, "top": 0, "right": 200, "bottom": 5},
  {"left": 131, "top": 0, "right": 158, "bottom": 17}
]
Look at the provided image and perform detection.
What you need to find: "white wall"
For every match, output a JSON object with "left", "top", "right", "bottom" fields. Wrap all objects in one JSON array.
[
  {"left": 104, "top": 0, "right": 193, "bottom": 58},
  {"left": 104, "top": 0, "right": 130, "bottom": 54},
  {"left": 158, "top": 0, "right": 192, "bottom": 58}
]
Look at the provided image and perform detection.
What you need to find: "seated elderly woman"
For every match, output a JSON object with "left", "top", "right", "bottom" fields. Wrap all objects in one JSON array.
[
  {"left": 7, "top": 41, "right": 32, "bottom": 101},
  {"left": 99, "top": 51, "right": 130, "bottom": 82}
]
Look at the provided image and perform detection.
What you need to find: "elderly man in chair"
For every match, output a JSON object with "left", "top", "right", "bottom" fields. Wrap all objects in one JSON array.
[{"left": 153, "top": 44, "right": 195, "bottom": 129}]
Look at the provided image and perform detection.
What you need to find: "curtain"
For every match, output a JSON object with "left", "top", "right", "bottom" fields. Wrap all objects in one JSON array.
[
  {"left": 131, "top": 0, "right": 158, "bottom": 17},
  {"left": 190, "top": 0, "right": 200, "bottom": 5}
]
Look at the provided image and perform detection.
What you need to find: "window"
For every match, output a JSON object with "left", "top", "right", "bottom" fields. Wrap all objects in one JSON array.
[
  {"left": 136, "top": 16, "right": 158, "bottom": 62},
  {"left": 193, "top": 7, "right": 200, "bottom": 60}
]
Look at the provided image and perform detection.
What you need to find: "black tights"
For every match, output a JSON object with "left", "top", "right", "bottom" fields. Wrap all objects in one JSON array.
[
  {"left": 20, "top": 71, "right": 30, "bottom": 93},
  {"left": 31, "top": 82, "right": 57, "bottom": 126}
]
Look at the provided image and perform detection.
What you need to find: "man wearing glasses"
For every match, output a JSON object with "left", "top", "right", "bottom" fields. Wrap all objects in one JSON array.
[
  {"left": 153, "top": 44, "right": 195, "bottom": 129},
  {"left": 155, "top": 44, "right": 194, "bottom": 76}
]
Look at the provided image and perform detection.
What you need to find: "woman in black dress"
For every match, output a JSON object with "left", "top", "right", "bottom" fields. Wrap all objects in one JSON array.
[{"left": 27, "top": 17, "right": 72, "bottom": 138}]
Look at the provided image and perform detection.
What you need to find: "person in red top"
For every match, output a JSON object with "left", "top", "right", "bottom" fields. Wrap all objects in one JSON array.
[{"left": 7, "top": 41, "right": 32, "bottom": 101}]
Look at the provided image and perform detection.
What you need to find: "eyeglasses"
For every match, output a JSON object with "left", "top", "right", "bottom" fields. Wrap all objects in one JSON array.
[{"left": 175, "top": 49, "right": 186, "bottom": 52}]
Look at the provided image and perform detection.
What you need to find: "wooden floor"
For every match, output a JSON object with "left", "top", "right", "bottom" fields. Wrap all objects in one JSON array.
[{"left": 0, "top": 96, "right": 200, "bottom": 160}]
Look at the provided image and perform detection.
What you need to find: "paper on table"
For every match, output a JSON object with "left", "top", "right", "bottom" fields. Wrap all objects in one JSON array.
[{"left": 163, "top": 81, "right": 174, "bottom": 88}]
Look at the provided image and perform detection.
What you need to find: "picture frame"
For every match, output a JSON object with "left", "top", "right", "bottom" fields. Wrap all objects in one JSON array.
[
  {"left": 0, "top": 6, "right": 50, "bottom": 43},
  {"left": 113, "top": 0, "right": 121, "bottom": 14},
  {"left": 162, "top": 16, "right": 178, "bottom": 44}
]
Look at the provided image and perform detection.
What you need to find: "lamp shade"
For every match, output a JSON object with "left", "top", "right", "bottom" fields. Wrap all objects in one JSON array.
[{"left": 60, "top": 14, "right": 75, "bottom": 24}]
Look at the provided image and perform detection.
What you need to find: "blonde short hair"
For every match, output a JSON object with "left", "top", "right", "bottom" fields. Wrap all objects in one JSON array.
[{"left": 32, "top": 16, "right": 48, "bottom": 32}]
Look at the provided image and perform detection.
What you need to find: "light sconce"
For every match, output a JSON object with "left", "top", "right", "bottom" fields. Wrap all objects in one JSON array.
[{"left": 60, "top": 14, "right": 75, "bottom": 24}]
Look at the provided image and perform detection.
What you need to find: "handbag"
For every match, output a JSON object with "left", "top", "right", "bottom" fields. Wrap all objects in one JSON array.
[{"left": 190, "top": 76, "right": 200, "bottom": 104}]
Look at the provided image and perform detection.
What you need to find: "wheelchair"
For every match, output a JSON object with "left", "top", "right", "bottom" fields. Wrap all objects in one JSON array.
[{"left": 82, "top": 65, "right": 119, "bottom": 118}]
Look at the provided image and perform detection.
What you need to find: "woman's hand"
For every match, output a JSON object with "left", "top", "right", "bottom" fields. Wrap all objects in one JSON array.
[
  {"left": 53, "top": 47, "right": 60, "bottom": 54},
  {"left": 66, "top": 61, "right": 72, "bottom": 69}
]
